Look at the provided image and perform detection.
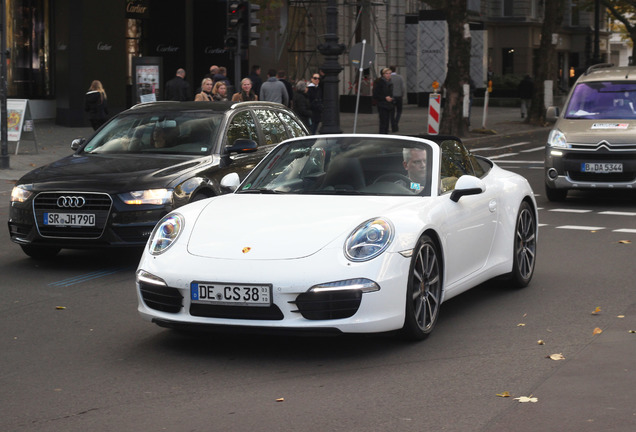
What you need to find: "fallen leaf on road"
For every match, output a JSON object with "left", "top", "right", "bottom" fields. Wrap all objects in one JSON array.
[
  {"left": 591, "top": 306, "right": 601, "bottom": 315},
  {"left": 55, "top": 306, "right": 66, "bottom": 310},
  {"left": 514, "top": 396, "right": 538, "bottom": 403},
  {"left": 618, "top": 240, "right": 631, "bottom": 244},
  {"left": 517, "top": 323, "right": 526, "bottom": 327},
  {"left": 617, "top": 315, "right": 625, "bottom": 319},
  {"left": 276, "top": 398, "right": 285, "bottom": 402},
  {"left": 629, "top": 330, "right": 635, "bottom": 334},
  {"left": 496, "top": 391, "right": 511, "bottom": 398},
  {"left": 547, "top": 353, "right": 565, "bottom": 361},
  {"left": 593, "top": 327, "right": 603, "bottom": 335},
  {"left": 537, "top": 340, "right": 545, "bottom": 345}
]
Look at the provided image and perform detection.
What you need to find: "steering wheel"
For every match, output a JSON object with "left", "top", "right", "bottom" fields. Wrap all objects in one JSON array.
[{"left": 374, "top": 173, "right": 412, "bottom": 185}]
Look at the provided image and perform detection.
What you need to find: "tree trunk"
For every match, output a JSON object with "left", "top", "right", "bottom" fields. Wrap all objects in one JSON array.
[
  {"left": 439, "top": 0, "right": 471, "bottom": 137},
  {"left": 528, "top": 0, "right": 565, "bottom": 126}
]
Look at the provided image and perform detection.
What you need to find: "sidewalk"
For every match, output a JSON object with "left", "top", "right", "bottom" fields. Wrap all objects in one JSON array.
[{"left": 0, "top": 104, "right": 547, "bottom": 182}]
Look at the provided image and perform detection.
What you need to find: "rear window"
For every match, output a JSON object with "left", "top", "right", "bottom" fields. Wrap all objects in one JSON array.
[{"left": 565, "top": 81, "right": 636, "bottom": 120}]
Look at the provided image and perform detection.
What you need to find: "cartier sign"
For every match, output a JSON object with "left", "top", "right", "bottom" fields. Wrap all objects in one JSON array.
[
  {"left": 126, "top": 0, "right": 149, "bottom": 18},
  {"left": 156, "top": 45, "right": 180, "bottom": 53}
]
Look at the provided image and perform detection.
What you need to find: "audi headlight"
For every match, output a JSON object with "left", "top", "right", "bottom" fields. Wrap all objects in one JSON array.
[
  {"left": 10, "top": 184, "right": 33, "bottom": 203},
  {"left": 345, "top": 218, "right": 394, "bottom": 262},
  {"left": 119, "top": 189, "right": 173, "bottom": 205},
  {"left": 148, "top": 213, "right": 184, "bottom": 255},
  {"left": 547, "top": 129, "right": 568, "bottom": 148}
]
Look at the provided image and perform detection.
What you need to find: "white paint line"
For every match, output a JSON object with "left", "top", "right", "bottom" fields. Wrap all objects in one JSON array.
[{"left": 556, "top": 225, "right": 605, "bottom": 231}]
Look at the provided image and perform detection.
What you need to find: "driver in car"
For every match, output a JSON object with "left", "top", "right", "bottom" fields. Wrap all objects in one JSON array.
[{"left": 403, "top": 147, "right": 428, "bottom": 191}]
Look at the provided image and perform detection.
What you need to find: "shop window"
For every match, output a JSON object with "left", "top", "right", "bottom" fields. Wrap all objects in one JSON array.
[{"left": 5, "top": 0, "right": 52, "bottom": 98}]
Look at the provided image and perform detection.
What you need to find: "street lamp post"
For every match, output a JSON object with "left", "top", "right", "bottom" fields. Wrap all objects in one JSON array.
[
  {"left": 1, "top": 0, "right": 9, "bottom": 169},
  {"left": 317, "top": 0, "right": 345, "bottom": 134}
]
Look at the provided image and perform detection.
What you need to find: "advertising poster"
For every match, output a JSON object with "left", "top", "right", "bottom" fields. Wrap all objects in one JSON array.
[
  {"left": 6, "top": 99, "right": 28, "bottom": 141},
  {"left": 136, "top": 64, "right": 160, "bottom": 101}
]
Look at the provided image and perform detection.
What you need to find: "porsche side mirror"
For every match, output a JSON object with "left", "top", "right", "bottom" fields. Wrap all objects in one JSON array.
[
  {"left": 220, "top": 172, "right": 241, "bottom": 192},
  {"left": 450, "top": 175, "right": 485, "bottom": 202}
]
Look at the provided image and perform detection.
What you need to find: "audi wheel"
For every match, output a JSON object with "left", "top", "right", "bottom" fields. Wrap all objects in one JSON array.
[{"left": 21, "top": 245, "right": 61, "bottom": 259}]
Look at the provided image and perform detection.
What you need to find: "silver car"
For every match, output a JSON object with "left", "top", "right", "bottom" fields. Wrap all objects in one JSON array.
[{"left": 545, "top": 64, "right": 636, "bottom": 201}]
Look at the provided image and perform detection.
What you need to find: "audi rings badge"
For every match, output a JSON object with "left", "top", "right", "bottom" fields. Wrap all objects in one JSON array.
[{"left": 57, "top": 196, "right": 86, "bottom": 208}]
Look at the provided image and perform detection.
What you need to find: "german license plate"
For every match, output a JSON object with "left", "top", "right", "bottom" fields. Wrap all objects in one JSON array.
[
  {"left": 190, "top": 282, "right": 271, "bottom": 307},
  {"left": 581, "top": 162, "right": 623, "bottom": 173},
  {"left": 43, "top": 212, "right": 95, "bottom": 226}
]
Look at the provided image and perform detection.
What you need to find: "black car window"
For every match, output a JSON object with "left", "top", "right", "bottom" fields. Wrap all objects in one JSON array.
[
  {"left": 254, "top": 109, "right": 288, "bottom": 144},
  {"left": 278, "top": 111, "right": 306, "bottom": 138},
  {"left": 83, "top": 111, "right": 222, "bottom": 155},
  {"left": 227, "top": 110, "right": 259, "bottom": 147}
]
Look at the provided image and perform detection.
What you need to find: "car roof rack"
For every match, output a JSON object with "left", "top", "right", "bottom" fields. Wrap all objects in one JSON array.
[{"left": 585, "top": 63, "right": 614, "bottom": 75}]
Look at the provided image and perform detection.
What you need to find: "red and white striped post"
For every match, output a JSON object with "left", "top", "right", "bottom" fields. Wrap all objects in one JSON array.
[{"left": 428, "top": 92, "right": 441, "bottom": 135}]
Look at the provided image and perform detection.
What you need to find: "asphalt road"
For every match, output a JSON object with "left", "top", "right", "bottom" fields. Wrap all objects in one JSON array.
[{"left": 1, "top": 129, "right": 635, "bottom": 432}]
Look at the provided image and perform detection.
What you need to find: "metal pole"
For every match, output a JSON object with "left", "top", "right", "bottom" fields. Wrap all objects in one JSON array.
[
  {"left": 317, "top": 0, "right": 345, "bottom": 134},
  {"left": 1, "top": 0, "right": 10, "bottom": 169},
  {"left": 352, "top": 39, "right": 366, "bottom": 134}
]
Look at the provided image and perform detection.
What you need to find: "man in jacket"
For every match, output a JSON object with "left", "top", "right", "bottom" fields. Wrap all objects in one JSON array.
[
  {"left": 259, "top": 69, "right": 289, "bottom": 106},
  {"left": 165, "top": 68, "right": 192, "bottom": 101},
  {"left": 372, "top": 68, "right": 394, "bottom": 134}
]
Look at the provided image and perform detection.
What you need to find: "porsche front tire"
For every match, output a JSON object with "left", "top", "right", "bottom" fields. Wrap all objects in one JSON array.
[{"left": 401, "top": 234, "right": 442, "bottom": 341}]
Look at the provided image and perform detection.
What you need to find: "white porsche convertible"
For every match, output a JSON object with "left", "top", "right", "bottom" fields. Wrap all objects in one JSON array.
[{"left": 136, "top": 134, "right": 537, "bottom": 340}]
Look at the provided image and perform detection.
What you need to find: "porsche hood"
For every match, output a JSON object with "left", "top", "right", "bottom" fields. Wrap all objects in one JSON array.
[{"left": 185, "top": 194, "right": 412, "bottom": 260}]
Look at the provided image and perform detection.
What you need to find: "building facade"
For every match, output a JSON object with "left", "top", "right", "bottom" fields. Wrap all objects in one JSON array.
[{"left": 2, "top": 0, "right": 629, "bottom": 124}]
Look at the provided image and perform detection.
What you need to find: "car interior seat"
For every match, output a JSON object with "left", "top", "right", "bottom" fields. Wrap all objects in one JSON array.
[{"left": 321, "top": 157, "right": 366, "bottom": 190}]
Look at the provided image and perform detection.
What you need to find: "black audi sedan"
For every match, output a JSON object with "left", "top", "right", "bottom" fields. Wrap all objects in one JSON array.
[{"left": 8, "top": 101, "right": 309, "bottom": 258}]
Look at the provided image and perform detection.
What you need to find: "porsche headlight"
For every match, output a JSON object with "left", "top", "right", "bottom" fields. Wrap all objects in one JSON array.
[
  {"left": 10, "top": 184, "right": 33, "bottom": 203},
  {"left": 345, "top": 218, "right": 394, "bottom": 262},
  {"left": 547, "top": 129, "right": 568, "bottom": 148},
  {"left": 148, "top": 213, "right": 184, "bottom": 255},
  {"left": 119, "top": 189, "right": 173, "bottom": 205}
]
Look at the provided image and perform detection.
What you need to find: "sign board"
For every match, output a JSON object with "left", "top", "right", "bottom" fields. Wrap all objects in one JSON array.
[
  {"left": 132, "top": 57, "right": 163, "bottom": 105},
  {"left": 2, "top": 99, "right": 38, "bottom": 154},
  {"left": 6, "top": 99, "right": 28, "bottom": 141},
  {"left": 349, "top": 42, "right": 376, "bottom": 69}
]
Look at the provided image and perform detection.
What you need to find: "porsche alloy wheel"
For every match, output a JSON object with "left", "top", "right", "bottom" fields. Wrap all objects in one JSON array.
[
  {"left": 402, "top": 234, "right": 442, "bottom": 340},
  {"left": 509, "top": 201, "right": 537, "bottom": 288}
]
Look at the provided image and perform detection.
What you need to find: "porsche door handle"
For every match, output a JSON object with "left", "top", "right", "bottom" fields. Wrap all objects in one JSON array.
[{"left": 489, "top": 199, "right": 497, "bottom": 213}]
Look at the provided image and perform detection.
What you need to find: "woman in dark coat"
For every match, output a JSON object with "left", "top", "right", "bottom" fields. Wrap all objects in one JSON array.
[
  {"left": 85, "top": 80, "right": 108, "bottom": 130},
  {"left": 292, "top": 80, "right": 313, "bottom": 129}
]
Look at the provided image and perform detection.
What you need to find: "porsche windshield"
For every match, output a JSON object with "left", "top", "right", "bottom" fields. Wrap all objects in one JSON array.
[
  {"left": 564, "top": 81, "right": 636, "bottom": 119},
  {"left": 83, "top": 111, "right": 222, "bottom": 155},
  {"left": 239, "top": 137, "right": 433, "bottom": 196}
]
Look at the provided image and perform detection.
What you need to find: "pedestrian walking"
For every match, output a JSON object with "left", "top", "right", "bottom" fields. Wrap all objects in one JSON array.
[
  {"left": 248, "top": 65, "right": 263, "bottom": 97},
  {"left": 165, "top": 68, "right": 192, "bottom": 101},
  {"left": 231, "top": 78, "right": 258, "bottom": 102},
  {"left": 389, "top": 65, "right": 405, "bottom": 132},
  {"left": 372, "top": 67, "right": 394, "bottom": 134},
  {"left": 194, "top": 78, "right": 214, "bottom": 101},
  {"left": 307, "top": 72, "right": 323, "bottom": 134},
  {"left": 292, "top": 80, "right": 313, "bottom": 128},
  {"left": 518, "top": 74, "right": 534, "bottom": 119},
  {"left": 213, "top": 66, "right": 233, "bottom": 95},
  {"left": 277, "top": 70, "right": 294, "bottom": 107},
  {"left": 85, "top": 80, "right": 108, "bottom": 130},
  {"left": 259, "top": 69, "right": 289, "bottom": 105},
  {"left": 212, "top": 81, "right": 229, "bottom": 101}
]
